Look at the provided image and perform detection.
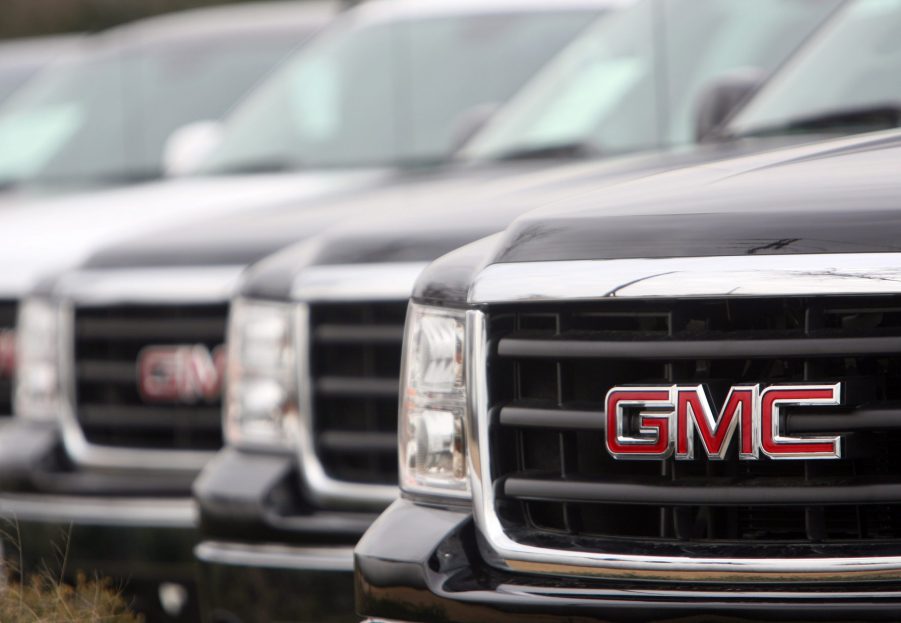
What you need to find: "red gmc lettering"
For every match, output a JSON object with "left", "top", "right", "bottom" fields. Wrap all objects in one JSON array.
[
  {"left": 137, "top": 344, "right": 227, "bottom": 404},
  {"left": 675, "top": 385, "right": 757, "bottom": 460},
  {"left": 605, "top": 383, "right": 842, "bottom": 461},
  {"left": 606, "top": 388, "right": 674, "bottom": 459}
]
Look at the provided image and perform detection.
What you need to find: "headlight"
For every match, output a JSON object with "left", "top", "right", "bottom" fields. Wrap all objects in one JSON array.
[
  {"left": 15, "top": 298, "right": 64, "bottom": 421},
  {"left": 223, "top": 299, "right": 298, "bottom": 448},
  {"left": 398, "top": 303, "right": 470, "bottom": 499}
]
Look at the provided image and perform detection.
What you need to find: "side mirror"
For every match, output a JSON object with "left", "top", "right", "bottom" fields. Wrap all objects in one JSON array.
[
  {"left": 450, "top": 103, "right": 499, "bottom": 154},
  {"left": 162, "top": 120, "right": 224, "bottom": 176},
  {"left": 694, "top": 68, "right": 766, "bottom": 143}
]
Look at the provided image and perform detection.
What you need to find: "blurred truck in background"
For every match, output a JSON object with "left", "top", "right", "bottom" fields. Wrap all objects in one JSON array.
[
  {"left": 0, "top": 0, "right": 338, "bottom": 461},
  {"left": 0, "top": 1, "right": 339, "bottom": 199}
]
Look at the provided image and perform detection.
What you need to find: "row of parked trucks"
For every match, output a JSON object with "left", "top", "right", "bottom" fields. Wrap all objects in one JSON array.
[{"left": 3, "top": 0, "right": 901, "bottom": 620}]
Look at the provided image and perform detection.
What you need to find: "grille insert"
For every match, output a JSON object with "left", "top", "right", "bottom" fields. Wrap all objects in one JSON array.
[
  {"left": 309, "top": 301, "right": 406, "bottom": 486},
  {"left": 73, "top": 304, "right": 227, "bottom": 451},
  {"left": 487, "top": 296, "right": 901, "bottom": 551}
]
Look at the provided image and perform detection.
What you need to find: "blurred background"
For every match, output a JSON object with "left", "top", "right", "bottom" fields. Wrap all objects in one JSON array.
[{"left": 1, "top": 0, "right": 311, "bottom": 38}]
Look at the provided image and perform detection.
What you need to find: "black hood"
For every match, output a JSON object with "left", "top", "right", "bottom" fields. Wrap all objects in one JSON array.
[
  {"left": 238, "top": 136, "right": 809, "bottom": 301},
  {"left": 413, "top": 129, "right": 901, "bottom": 304},
  {"left": 496, "top": 130, "right": 901, "bottom": 263},
  {"left": 80, "top": 163, "right": 573, "bottom": 271},
  {"left": 78, "top": 171, "right": 408, "bottom": 270}
]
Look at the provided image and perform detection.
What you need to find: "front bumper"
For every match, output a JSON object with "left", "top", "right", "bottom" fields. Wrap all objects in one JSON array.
[
  {"left": 0, "top": 421, "right": 200, "bottom": 619},
  {"left": 355, "top": 499, "right": 901, "bottom": 622},
  {"left": 196, "top": 540, "right": 356, "bottom": 623},
  {"left": 194, "top": 447, "right": 381, "bottom": 622}
]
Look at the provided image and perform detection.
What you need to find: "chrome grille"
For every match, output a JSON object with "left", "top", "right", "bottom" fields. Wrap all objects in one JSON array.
[
  {"left": 308, "top": 301, "right": 407, "bottom": 485},
  {"left": 73, "top": 303, "right": 227, "bottom": 451},
  {"left": 484, "top": 295, "right": 901, "bottom": 556}
]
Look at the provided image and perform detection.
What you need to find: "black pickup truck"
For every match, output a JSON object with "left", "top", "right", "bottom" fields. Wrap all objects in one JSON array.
[{"left": 356, "top": 126, "right": 901, "bottom": 621}]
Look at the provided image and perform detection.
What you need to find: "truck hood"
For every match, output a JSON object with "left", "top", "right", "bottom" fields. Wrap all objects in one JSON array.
[
  {"left": 0, "top": 169, "right": 388, "bottom": 297},
  {"left": 238, "top": 135, "right": 819, "bottom": 301},
  {"left": 493, "top": 129, "right": 901, "bottom": 264},
  {"left": 80, "top": 162, "right": 559, "bottom": 271},
  {"left": 412, "top": 129, "right": 901, "bottom": 304}
]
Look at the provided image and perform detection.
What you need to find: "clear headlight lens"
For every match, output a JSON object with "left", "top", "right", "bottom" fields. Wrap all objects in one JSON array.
[
  {"left": 399, "top": 303, "right": 469, "bottom": 499},
  {"left": 15, "top": 298, "right": 64, "bottom": 421},
  {"left": 224, "top": 299, "right": 297, "bottom": 448}
]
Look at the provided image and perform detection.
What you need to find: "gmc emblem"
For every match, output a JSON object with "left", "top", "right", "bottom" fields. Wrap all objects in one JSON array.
[
  {"left": 606, "top": 383, "right": 842, "bottom": 460},
  {"left": 137, "top": 344, "right": 226, "bottom": 404}
]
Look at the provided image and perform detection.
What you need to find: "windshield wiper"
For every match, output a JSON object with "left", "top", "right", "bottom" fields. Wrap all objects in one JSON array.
[
  {"left": 208, "top": 159, "right": 301, "bottom": 176},
  {"left": 2, "top": 169, "right": 162, "bottom": 192},
  {"left": 492, "top": 140, "right": 600, "bottom": 162},
  {"left": 727, "top": 104, "right": 901, "bottom": 140}
]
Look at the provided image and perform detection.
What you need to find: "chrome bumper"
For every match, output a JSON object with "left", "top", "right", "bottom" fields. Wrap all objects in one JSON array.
[
  {"left": 0, "top": 493, "right": 196, "bottom": 528},
  {"left": 195, "top": 540, "right": 353, "bottom": 572}
]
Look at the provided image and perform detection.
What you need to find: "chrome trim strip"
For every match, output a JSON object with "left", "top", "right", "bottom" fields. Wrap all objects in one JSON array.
[
  {"left": 195, "top": 540, "right": 353, "bottom": 572},
  {"left": 56, "top": 267, "right": 242, "bottom": 472},
  {"left": 496, "top": 583, "right": 901, "bottom": 600},
  {"left": 286, "top": 262, "right": 428, "bottom": 508},
  {"left": 53, "top": 266, "right": 245, "bottom": 305},
  {"left": 291, "top": 262, "right": 429, "bottom": 302},
  {"left": 0, "top": 493, "right": 195, "bottom": 528},
  {"left": 467, "top": 254, "right": 901, "bottom": 582},
  {"left": 469, "top": 254, "right": 901, "bottom": 304}
]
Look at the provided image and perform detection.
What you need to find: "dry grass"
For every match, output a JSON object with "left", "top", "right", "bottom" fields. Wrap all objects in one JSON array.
[
  {"left": 0, "top": 523, "right": 143, "bottom": 622},
  {"left": 0, "top": 572, "right": 143, "bottom": 622}
]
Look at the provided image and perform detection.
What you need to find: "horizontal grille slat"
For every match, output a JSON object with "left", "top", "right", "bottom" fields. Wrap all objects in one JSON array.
[
  {"left": 317, "top": 430, "right": 397, "bottom": 453},
  {"left": 73, "top": 303, "right": 227, "bottom": 452},
  {"left": 315, "top": 376, "right": 399, "bottom": 398},
  {"left": 310, "top": 301, "right": 407, "bottom": 487},
  {"left": 499, "top": 404, "right": 601, "bottom": 430},
  {"left": 76, "top": 317, "right": 225, "bottom": 340},
  {"left": 79, "top": 404, "right": 221, "bottom": 430},
  {"left": 497, "top": 335, "right": 901, "bottom": 360},
  {"left": 76, "top": 360, "right": 135, "bottom": 383},
  {"left": 313, "top": 324, "right": 404, "bottom": 344},
  {"left": 486, "top": 295, "right": 901, "bottom": 552},
  {"left": 503, "top": 476, "right": 901, "bottom": 506}
]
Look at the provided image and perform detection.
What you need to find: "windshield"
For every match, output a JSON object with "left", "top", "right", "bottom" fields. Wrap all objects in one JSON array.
[
  {"left": 728, "top": 0, "right": 901, "bottom": 137},
  {"left": 202, "top": 9, "right": 598, "bottom": 174},
  {"left": 465, "top": 0, "right": 841, "bottom": 161},
  {"left": 0, "top": 33, "right": 302, "bottom": 189},
  {"left": 0, "top": 63, "right": 41, "bottom": 104}
]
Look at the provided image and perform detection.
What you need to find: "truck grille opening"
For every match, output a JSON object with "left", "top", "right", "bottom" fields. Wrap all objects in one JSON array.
[
  {"left": 486, "top": 296, "right": 901, "bottom": 555},
  {"left": 309, "top": 301, "right": 407, "bottom": 486},
  {"left": 0, "top": 300, "right": 16, "bottom": 416},
  {"left": 73, "top": 304, "right": 227, "bottom": 451}
]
